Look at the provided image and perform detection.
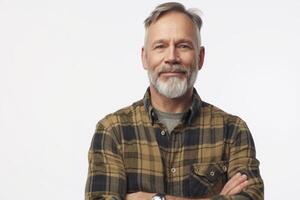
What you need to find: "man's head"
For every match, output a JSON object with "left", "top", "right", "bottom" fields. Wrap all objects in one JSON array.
[{"left": 142, "top": 2, "right": 205, "bottom": 99}]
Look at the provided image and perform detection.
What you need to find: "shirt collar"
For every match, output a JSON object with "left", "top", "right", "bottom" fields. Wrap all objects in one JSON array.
[{"left": 143, "top": 87, "right": 202, "bottom": 125}]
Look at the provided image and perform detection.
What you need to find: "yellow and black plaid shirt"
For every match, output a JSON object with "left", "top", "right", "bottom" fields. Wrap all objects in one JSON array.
[{"left": 85, "top": 89, "right": 264, "bottom": 200}]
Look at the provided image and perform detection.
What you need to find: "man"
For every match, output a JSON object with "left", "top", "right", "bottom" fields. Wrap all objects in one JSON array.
[{"left": 85, "top": 2, "right": 264, "bottom": 200}]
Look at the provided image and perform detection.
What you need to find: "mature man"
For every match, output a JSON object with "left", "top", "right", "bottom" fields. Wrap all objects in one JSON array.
[{"left": 85, "top": 2, "right": 264, "bottom": 200}]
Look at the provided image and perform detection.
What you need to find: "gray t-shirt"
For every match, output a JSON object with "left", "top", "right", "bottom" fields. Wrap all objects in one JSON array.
[{"left": 154, "top": 108, "right": 185, "bottom": 133}]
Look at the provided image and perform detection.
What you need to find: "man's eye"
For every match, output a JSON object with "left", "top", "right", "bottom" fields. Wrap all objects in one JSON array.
[
  {"left": 178, "top": 44, "right": 191, "bottom": 49},
  {"left": 154, "top": 45, "right": 165, "bottom": 49}
]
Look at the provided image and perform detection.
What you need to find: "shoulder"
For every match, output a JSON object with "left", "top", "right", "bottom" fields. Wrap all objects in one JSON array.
[
  {"left": 200, "top": 101, "right": 247, "bottom": 128},
  {"left": 199, "top": 101, "right": 252, "bottom": 144},
  {"left": 95, "top": 99, "right": 145, "bottom": 133}
]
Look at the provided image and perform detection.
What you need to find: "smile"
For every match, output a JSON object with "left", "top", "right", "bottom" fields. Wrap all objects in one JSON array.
[{"left": 159, "top": 71, "right": 186, "bottom": 77}]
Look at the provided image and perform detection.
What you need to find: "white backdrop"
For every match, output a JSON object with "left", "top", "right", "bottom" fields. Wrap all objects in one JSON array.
[{"left": 1, "top": 0, "right": 299, "bottom": 199}]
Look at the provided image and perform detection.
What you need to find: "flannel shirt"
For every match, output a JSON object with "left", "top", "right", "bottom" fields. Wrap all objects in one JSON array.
[{"left": 85, "top": 88, "right": 264, "bottom": 200}]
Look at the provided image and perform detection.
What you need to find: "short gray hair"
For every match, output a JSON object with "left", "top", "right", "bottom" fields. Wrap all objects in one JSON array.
[{"left": 144, "top": 2, "right": 203, "bottom": 48}]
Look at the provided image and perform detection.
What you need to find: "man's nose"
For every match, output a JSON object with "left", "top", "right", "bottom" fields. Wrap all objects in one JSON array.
[{"left": 165, "top": 46, "right": 180, "bottom": 65}]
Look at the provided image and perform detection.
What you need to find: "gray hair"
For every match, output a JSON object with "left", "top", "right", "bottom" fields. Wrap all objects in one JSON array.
[{"left": 144, "top": 2, "right": 203, "bottom": 49}]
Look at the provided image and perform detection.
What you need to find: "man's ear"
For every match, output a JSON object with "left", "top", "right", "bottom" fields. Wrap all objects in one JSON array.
[
  {"left": 197, "top": 46, "right": 205, "bottom": 71},
  {"left": 141, "top": 47, "right": 148, "bottom": 70}
]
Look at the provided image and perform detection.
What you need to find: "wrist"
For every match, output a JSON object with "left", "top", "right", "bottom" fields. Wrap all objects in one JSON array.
[{"left": 152, "top": 193, "right": 166, "bottom": 200}]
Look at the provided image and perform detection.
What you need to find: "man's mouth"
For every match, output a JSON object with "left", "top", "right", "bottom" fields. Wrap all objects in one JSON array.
[{"left": 159, "top": 71, "right": 186, "bottom": 77}]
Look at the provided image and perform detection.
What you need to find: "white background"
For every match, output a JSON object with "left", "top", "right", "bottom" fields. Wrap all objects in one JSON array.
[{"left": 1, "top": 0, "right": 299, "bottom": 199}]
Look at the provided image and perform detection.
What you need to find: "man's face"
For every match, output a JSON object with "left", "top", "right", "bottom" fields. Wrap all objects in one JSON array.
[{"left": 142, "top": 11, "right": 205, "bottom": 98}]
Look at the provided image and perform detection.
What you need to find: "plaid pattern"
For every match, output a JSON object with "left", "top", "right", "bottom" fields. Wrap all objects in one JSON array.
[{"left": 85, "top": 88, "right": 264, "bottom": 200}]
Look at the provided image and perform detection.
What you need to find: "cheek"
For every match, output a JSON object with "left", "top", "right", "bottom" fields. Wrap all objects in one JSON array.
[
  {"left": 182, "top": 53, "right": 198, "bottom": 67},
  {"left": 146, "top": 52, "right": 164, "bottom": 70}
]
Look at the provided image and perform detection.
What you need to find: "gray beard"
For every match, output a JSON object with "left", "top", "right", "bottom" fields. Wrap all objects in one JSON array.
[{"left": 148, "top": 65, "right": 198, "bottom": 99}]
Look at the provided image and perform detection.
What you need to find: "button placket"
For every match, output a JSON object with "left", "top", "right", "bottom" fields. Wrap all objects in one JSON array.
[{"left": 170, "top": 167, "right": 176, "bottom": 174}]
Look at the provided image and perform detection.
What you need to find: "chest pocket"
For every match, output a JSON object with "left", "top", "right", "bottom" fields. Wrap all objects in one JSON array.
[{"left": 189, "top": 161, "right": 228, "bottom": 198}]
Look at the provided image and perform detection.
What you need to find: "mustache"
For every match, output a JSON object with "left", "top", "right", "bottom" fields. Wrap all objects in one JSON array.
[{"left": 157, "top": 65, "right": 189, "bottom": 75}]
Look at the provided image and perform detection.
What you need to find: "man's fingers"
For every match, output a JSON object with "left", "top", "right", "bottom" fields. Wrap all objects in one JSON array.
[
  {"left": 227, "top": 179, "right": 249, "bottom": 195},
  {"left": 220, "top": 173, "right": 248, "bottom": 195},
  {"left": 228, "top": 173, "right": 247, "bottom": 191},
  {"left": 221, "top": 173, "right": 242, "bottom": 194}
]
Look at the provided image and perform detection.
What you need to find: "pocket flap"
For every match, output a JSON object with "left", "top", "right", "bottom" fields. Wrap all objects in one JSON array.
[{"left": 192, "top": 161, "right": 228, "bottom": 183}]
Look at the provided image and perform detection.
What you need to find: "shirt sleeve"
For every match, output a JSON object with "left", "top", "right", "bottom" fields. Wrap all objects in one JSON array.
[
  {"left": 85, "top": 123, "right": 126, "bottom": 200},
  {"left": 212, "top": 117, "right": 264, "bottom": 200}
]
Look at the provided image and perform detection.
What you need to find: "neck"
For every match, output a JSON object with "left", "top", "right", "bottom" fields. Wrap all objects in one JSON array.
[{"left": 149, "top": 85, "right": 193, "bottom": 113}]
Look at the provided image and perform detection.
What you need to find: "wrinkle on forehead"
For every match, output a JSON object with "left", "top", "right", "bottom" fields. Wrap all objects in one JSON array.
[{"left": 145, "top": 11, "right": 200, "bottom": 51}]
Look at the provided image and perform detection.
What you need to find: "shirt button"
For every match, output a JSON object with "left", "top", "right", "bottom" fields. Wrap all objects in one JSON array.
[
  {"left": 161, "top": 130, "right": 166, "bottom": 136},
  {"left": 223, "top": 166, "right": 227, "bottom": 171},
  {"left": 210, "top": 171, "right": 215, "bottom": 176},
  {"left": 171, "top": 168, "right": 176, "bottom": 173}
]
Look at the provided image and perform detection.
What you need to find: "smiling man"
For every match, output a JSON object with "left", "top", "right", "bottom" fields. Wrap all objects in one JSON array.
[{"left": 85, "top": 2, "right": 264, "bottom": 200}]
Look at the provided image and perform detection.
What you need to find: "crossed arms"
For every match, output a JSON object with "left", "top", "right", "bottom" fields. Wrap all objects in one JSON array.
[
  {"left": 126, "top": 172, "right": 249, "bottom": 200},
  {"left": 85, "top": 116, "right": 264, "bottom": 200}
]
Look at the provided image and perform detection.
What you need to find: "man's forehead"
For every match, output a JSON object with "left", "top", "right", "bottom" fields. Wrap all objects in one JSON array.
[
  {"left": 146, "top": 12, "right": 198, "bottom": 43},
  {"left": 148, "top": 11, "right": 195, "bottom": 29}
]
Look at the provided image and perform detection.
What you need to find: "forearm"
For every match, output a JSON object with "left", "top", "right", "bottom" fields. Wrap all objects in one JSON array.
[
  {"left": 126, "top": 192, "right": 209, "bottom": 200},
  {"left": 85, "top": 193, "right": 123, "bottom": 200},
  {"left": 166, "top": 194, "right": 248, "bottom": 200},
  {"left": 166, "top": 195, "right": 208, "bottom": 200}
]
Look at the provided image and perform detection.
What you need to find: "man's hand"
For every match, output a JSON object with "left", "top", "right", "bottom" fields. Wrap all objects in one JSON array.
[{"left": 220, "top": 172, "right": 248, "bottom": 195}]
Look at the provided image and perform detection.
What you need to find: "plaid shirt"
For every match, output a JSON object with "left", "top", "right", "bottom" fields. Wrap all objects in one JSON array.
[{"left": 85, "top": 89, "right": 264, "bottom": 200}]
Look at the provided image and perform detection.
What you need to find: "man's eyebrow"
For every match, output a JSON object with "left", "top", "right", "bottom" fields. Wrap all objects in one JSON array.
[
  {"left": 151, "top": 39, "right": 167, "bottom": 45},
  {"left": 151, "top": 39, "right": 194, "bottom": 45},
  {"left": 176, "top": 39, "right": 194, "bottom": 45}
]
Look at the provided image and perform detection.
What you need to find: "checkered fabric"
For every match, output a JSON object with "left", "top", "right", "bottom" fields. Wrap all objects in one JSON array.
[{"left": 85, "top": 88, "right": 263, "bottom": 200}]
